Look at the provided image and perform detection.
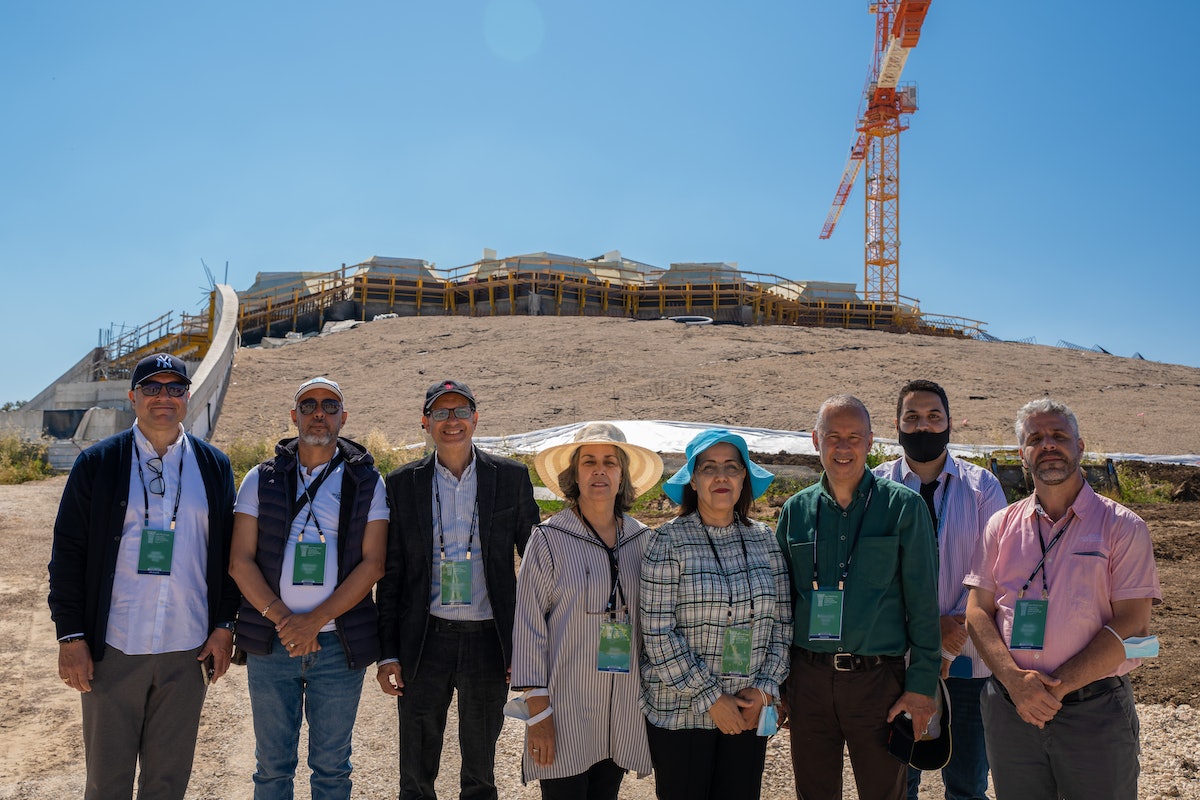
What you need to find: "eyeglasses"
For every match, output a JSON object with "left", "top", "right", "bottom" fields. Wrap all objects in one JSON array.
[
  {"left": 427, "top": 406, "right": 473, "bottom": 421},
  {"left": 297, "top": 398, "right": 343, "bottom": 415},
  {"left": 695, "top": 463, "right": 747, "bottom": 479},
  {"left": 146, "top": 457, "right": 165, "bottom": 496},
  {"left": 138, "top": 382, "right": 189, "bottom": 398}
]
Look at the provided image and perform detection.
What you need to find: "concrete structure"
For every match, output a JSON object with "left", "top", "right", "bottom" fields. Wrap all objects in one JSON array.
[{"left": 0, "top": 286, "right": 239, "bottom": 470}]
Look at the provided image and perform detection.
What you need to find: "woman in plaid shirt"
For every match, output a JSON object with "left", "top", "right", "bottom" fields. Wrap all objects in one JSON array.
[{"left": 639, "top": 429, "right": 793, "bottom": 800}]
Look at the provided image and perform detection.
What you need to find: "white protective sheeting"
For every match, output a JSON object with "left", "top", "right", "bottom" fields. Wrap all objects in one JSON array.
[{"left": 473, "top": 420, "right": 1200, "bottom": 467}]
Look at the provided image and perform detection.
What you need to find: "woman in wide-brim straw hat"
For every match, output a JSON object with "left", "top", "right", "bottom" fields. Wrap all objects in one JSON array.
[
  {"left": 510, "top": 422, "right": 663, "bottom": 799},
  {"left": 639, "top": 428, "right": 793, "bottom": 800}
]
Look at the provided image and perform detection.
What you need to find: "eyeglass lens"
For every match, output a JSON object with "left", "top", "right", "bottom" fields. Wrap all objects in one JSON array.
[
  {"left": 696, "top": 463, "right": 746, "bottom": 478},
  {"left": 429, "top": 407, "right": 473, "bottom": 421},
  {"left": 139, "top": 382, "right": 188, "bottom": 398},
  {"left": 146, "top": 457, "right": 166, "bottom": 496},
  {"left": 297, "top": 398, "right": 342, "bottom": 415}
]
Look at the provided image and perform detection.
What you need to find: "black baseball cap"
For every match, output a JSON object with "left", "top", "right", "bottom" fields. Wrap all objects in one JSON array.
[
  {"left": 423, "top": 380, "right": 476, "bottom": 415},
  {"left": 130, "top": 353, "right": 191, "bottom": 390}
]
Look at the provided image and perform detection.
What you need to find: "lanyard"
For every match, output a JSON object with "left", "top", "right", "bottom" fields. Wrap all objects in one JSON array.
[
  {"left": 703, "top": 521, "right": 754, "bottom": 624},
  {"left": 811, "top": 476, "right": 875, "bottom": 591},
  {"left": 577, "top": 511, "right": 627, "bottom": 616},
  {"left": 1018, "top": 508, "right": 1074, "bottom": 599},
  {"left": 296, "top": 454, "right": 341, "bottom": 543},
  {"left": 434, "top": 472, "right": 479, "bottom": 562},
  {"left": 136, "top": 451, "right": 184, "bottom": 531}
]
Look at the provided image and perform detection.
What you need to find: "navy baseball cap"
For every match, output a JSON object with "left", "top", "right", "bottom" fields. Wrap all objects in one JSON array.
[
  {"left": 130, "top": 353, "right": 191, "bottom": 390},
  {"left": 423, "top": 380, "right": 476, "bottom": 414}
]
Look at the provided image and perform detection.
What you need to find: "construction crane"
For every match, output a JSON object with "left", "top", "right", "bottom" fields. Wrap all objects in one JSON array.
[{"left": 820, "top": 1, "right": 931, "bottom": 307}]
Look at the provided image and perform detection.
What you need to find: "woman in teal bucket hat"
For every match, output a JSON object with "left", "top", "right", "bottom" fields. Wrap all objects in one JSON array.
[{"left": 639, "top": 429, "right": 793, "bottom": 800}]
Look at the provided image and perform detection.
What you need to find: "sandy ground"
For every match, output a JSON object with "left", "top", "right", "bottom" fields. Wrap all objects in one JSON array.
[{"left": 5, "top": 317, "right": 1200, "bottom": 798}]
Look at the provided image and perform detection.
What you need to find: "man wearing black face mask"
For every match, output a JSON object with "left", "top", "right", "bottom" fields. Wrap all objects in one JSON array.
[{"left": 873, "top": 380, "right": 1007, "bottom": 800}]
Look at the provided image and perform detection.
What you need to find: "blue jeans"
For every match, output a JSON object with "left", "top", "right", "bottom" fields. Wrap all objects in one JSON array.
[
  {"left": 247, "top": 631, "right": 367, "bottom": 800},
  {"left": 397, "top": 618, "right": 508, "bottom": 800},
  {"left": 907, "top": 677, "right": 989, "bottom": 800}
]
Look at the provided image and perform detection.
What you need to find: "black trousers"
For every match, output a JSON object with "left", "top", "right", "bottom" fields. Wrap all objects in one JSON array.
[
  {"left": 645, "top": 722, "right": 767, "bottom": 800},
  {"left": 538, "top": 758, "right": 625, "bottom": 800}
]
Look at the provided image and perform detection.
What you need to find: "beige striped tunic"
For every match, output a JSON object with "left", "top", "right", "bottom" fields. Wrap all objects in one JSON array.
[{"left": 512, "top": 509, "right": 654, "bottom": 782}]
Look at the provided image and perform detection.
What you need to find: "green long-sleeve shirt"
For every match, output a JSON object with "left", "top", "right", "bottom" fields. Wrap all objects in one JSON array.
[{"left": 776, "top": 470, "right": 941, "bottom": 696}]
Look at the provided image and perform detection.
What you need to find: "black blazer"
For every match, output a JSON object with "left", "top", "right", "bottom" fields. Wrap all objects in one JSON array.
[
  {"left": 47, "top": 428, "right": 238, "bottom": 662},
  {"left": 377, "top": 447, "right": 539, "bottom": 680}
]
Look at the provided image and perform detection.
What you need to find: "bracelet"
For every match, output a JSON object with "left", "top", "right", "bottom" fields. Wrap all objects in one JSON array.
[
  {"left": 58, "top": 634, "right": 85, "bottom": 644},
  {"left": 941, "top": 649, "right": 958, "bottom": 661},
  {"left": 261, "top": 599, "right": 278, "bottom": 619}
]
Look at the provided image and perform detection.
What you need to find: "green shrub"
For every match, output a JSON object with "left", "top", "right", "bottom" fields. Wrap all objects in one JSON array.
[
  {"left": 1114, "top": 465, "right": 1173, "bottom": 505},
  {"left": 0, "top": 436, "right": 54, "bottom": 484},
  {"left": 226, "top": 437, "right": 274, "bottom": 488}
]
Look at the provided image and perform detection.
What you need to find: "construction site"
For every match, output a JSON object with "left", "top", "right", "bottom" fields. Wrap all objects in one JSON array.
[{"left": 0, "top": 1, "right": 980, "bottom": 464}]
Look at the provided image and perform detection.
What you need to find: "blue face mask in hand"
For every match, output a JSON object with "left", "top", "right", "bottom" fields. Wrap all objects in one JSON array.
[
  {"left": 757, "top": 704, "right": 779, "bottom": 737},
  {"left": 1123, "top": 634, "right": 1160, "bottom": 659}
]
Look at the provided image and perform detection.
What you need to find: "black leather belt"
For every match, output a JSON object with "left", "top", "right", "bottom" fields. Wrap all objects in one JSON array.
[
  {"left": 795, "top": 647, "right": 905, "bottom": 672},
  {"left": 430, "top": 617, "right": 494, "bottom": 634},
  {"left": 991, "top": 675, "right": 1124, "bottom": 705}
]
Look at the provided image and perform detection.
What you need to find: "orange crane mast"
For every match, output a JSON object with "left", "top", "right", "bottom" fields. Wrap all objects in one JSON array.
[{"left": 820, "top": 1, "right": 931, "bottom": 307}]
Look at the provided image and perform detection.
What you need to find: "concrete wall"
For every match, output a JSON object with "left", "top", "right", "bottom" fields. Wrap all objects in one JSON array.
[{"left": 185, "top": 284, "right": 239, "bottom": 441}]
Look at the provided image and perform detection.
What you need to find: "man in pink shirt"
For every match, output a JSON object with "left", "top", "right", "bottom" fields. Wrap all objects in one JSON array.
[{"left": 965, "top": 398, "right": 1161, "bottom": 800}]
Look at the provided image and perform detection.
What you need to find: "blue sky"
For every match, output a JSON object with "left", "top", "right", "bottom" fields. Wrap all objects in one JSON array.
[{"left": 2, "top": 1, "right": 1196, "bottom": 405}]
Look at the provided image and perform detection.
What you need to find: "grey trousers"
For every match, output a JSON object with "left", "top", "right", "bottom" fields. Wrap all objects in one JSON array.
[
  {"left": 81, "top": 645, "right": 207, "bottom": 800},
  {"left": 981, "top": 676, "right": 1140, "bottom": 800}
]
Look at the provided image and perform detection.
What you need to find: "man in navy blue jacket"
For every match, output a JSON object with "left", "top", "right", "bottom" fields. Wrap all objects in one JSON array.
[{"left": 48, "top": 353, "right": 237, "bottom": 800}]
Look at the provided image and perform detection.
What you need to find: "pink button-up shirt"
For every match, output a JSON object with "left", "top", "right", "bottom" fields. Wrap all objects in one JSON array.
[{"left": 965, "top": 480, "right": 1161, "bottom": 675}]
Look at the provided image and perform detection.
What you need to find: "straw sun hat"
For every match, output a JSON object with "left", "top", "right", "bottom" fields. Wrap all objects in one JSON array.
[{"left": 535, "top": 423, "right": 664, "bottom": 501}]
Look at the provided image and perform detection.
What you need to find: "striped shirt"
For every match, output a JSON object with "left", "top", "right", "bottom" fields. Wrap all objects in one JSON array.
[
  {"left": 873, "top": 454, "right": 1008, "bottom": 678},
  {"left": 429, "top": 454, "right": 492, "bottom": 621},
  {"left": 639, "top": 512, "right": 793, "bottom": 730},
  {"left": 511, "top": 509, "right": 654, "bottom": 781}
]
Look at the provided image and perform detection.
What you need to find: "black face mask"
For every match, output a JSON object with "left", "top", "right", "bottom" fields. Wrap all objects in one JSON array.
[{"left": 898, "top": 428, "right": 951, "bottom": 464}]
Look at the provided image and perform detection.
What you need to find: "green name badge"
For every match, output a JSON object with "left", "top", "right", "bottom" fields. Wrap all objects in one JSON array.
[
  {"left": 722, "top": 625, "right": 753, "bottom": 676},
  {"left": 808, "top": 589, "right": 844, "bottom": 641},
  {"left": 597, "top": 620, "right": 633, "bottom": 673},
  {"left": 137, "top": 528, "right": 175, "bottom": 575},
  {"left": 292, "top": 541, "right": 327, "bottom": 586},
  {"left": 1010, "top": 597, "right": 1049, "bottom": 650},
  {"left": 440, "top": 559, "right": 473, "bottom": 605}
]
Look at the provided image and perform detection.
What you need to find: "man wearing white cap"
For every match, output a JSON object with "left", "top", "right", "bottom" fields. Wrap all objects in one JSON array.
[
  {"left": 376, "top": 379, "right": 540, "bottom": 800},
  {"left": 229, "top": 376, "right": 388, "bottom": 800},
  {"left": 48, "top": 352, "right": 238, "bottom": 800}
]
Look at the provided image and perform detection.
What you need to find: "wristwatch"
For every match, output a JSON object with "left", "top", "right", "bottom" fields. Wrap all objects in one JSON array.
[{"left": 215, "top": 621, "right": 236, "bottom": 633}]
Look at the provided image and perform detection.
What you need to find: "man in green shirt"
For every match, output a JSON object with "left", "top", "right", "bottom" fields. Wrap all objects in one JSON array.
[{"left": 777, "top": 394, "right": 940, "bottom": 800}]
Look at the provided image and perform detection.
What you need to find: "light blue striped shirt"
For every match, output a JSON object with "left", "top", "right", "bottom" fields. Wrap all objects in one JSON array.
[
  {"left": 873, "top": 454, "right": 1008, "bottom": 678},
  {"left": 429, "top": 453, "right": 493, "bottom": 621}
]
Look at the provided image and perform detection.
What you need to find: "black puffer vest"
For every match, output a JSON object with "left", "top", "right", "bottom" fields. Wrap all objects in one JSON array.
[{"left": 233, "top": 436, "right": 381, "bottom": 668}]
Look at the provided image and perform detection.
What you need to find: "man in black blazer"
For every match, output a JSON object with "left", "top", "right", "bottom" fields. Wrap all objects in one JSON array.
[{"left": 377, "top": 380, "right": 539, "bottom": 800}]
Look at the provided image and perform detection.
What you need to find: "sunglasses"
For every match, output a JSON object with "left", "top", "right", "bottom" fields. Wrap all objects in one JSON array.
[
  {"left": 138, "top": 382, "right": 189, "bottom": 398},
  {"left": 297, "top": 397, "right": 343, "bottom": 415},
  {"left": 427, "top": 406, "right": 474, "bottom": 421}
]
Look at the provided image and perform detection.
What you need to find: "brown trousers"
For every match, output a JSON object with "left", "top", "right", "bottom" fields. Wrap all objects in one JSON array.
[{"left": 785, "top": 647, "right": 907, "bottom": 800}]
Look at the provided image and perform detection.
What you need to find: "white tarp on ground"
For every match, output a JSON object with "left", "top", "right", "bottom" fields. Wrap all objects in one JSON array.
[{"left": 474, "top": 419, "right": 1200, "bottom": 467}]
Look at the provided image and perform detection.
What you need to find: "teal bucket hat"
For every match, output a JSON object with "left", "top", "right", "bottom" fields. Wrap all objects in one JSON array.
[{"left": 663, "top": 429, "right": 775, "bottom": 504}]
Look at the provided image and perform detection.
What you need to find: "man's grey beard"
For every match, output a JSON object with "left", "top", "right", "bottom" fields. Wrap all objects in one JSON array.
[{"left": 300, "top": 430, "right": 337, "bottom": 447}]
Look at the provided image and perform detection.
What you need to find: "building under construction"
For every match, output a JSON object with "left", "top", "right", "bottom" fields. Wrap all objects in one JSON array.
[
  {"left": 236, "top": 251, "right": 985, "bottom": 346},
  {"left": 0, "top": 249, "right": 986, "bottom": 463}
]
